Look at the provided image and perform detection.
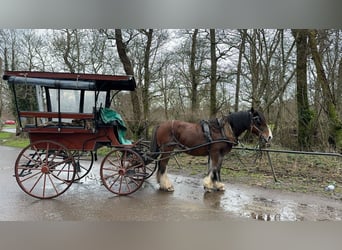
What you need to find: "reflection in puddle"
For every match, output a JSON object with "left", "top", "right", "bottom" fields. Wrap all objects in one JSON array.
[
  {"left": 250, "top": 212, "right": 281, "bottom": 221},
  {"left": 203, "top": 190, "right": 300, "bottom": 221},
  {"left": 201, "top": 185, "right": 342, "bottom": 221},
  {"left": 74, "top": 172, "right": 342, "bottom": 221}
]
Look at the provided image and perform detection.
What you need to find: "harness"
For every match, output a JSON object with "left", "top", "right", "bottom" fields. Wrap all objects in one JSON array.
[
  {"left": 200, "top": 120, "right": 213, "bottom": 142},
  {"left": 201, "top": 118, "right": 237, "bottom": 145}
]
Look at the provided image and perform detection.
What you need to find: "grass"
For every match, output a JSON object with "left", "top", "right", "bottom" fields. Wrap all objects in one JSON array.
[
  {"left": 0, "top": 131, "right": 12, "bottom": 140},
  {"left": 0, "top": 124, "right": 30, "bottom": 148},
  {"left": 0, "top": 130, "right": 29, "bottom": 148},
  {"left": 2, "top": 137, "right": 30, "bottom": 148}
]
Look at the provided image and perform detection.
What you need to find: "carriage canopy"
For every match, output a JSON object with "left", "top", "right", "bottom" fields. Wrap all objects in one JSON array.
[
  {"left": 3, "top": 71, "right": 136, "bottom": 91},
  {"left": 3, "top": 70, "right": 136, "bottom": 115}
]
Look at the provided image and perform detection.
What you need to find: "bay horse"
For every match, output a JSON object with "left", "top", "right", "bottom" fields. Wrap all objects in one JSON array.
[{"left": 150, "top": 108, "right": 272, "bottom": 192}]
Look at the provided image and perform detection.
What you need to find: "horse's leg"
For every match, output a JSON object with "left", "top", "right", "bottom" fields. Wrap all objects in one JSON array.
[
  {"left": 203, "top": 152, "right": 225, "bottom": 192},
  {"left": 213, "top": 154, "right": 225, "bottom": 191},
  {"left": 156, "top": 150, "right": 174, "bottom": 192}
]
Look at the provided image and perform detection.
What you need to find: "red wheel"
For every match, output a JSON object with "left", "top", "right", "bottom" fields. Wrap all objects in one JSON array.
[
  {"left": 100, "top": 148, "right": 146, "bottom": 195},
  {"left": 15, "top": 140, "right": 76, "bottom": 199}
]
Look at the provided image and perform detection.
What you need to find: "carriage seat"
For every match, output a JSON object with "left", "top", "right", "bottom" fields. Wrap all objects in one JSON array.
[
  {"left": 19, "top": 111, "right": 95, "bottom": 130},
  {"left": 99, "top": 108, "right": 131, "bottom": 144}
]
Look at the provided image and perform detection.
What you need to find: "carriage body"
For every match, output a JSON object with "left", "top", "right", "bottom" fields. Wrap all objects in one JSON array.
[
  {"left": 4, "top": 71, "right": 135, "bottom": 151},
  {"left": 3, "top": 71, "right": 150, "bottom": 199}
]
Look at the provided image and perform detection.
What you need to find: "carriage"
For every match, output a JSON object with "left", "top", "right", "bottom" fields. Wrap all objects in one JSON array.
[
  {"left": 3, "top": 71, "right": 272, "bottom": 199},
  {"left": 3, "top": 71, "right": 155, "bottom": 199}
]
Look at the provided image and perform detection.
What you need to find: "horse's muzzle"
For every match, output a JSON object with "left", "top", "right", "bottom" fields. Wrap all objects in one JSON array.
[
  {"left": 263, "top": 126, "right": 273, "bottom": 143},
  {"left": 258, "top": 126, "right": 273, "bottom": 144}
]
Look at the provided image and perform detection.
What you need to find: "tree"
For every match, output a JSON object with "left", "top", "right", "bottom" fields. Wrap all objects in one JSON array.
[
  {"left": 235, "top": 29, "right": 247, "bottom": 112},
  {"left": 243, "top": 29, "right": 283, "bottom": 109},
  {"left": 115, "top": 29, "right": 144, "bottom": 138},
  {"left": 308, "top": 29, "right": 342, "bottom": 152},
  {"left": 0, "top": 57, "right": 3, "bottom": 122},
  {"left": 209, "top": 29, "right": 217, "bottom": 118},
  {"left": 137, "top": 29, "right": 154, "bottom": 138},
  {"left": 189, "top": 29, "right": 199, "bottom": 120},
  {"left": 292, "top": 29, "right": 314, "bottom": 150},
  {"left": 337, "top": 58, "right": 342, "bottom": 115},
  {"left": 52, "top": 29, "right": 77, "bottom": 73},
  {"left": 0, "top": 30, "right": 38, "bottom": 124}
]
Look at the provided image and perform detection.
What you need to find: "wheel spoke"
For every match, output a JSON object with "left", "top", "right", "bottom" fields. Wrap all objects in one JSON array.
[
  {"left": 47, "top": 173, "right": 59, "bottom": 196},
  {"left": 29, "top": 172, "right": 44, "bottom": 193},
  {"left": 19, "top": 171, "right": 42, "bottom": 183}
]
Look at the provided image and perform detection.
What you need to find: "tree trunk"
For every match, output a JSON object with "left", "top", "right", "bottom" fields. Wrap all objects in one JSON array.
[
  {"left": 115, "top": 29, "right": 143, "bottom": 138},
  {"left": 0, "top": 57, "right": 2, "bottom": 121},
  {"left": 249, "top": 30, "right": 260, "bottom": 108},
  {"left": 308, "top": 29, "right": 342, "bottom": 152},
  {"left": 209, "top": 29, "right": 217, "bottom": 118},
  {"left": 292, "top": 29, "right": 314, "bottom": 150},
  {"left": 142, "top": 29, "right": 153, "bottom": 138},
  {"left": 190, "top": 29, "right": 199, "bottom": 120},
  {"left": 235, "top": 29, "right": 246, "bottom": 112},
  {"left": 337, "top": 58, "right": 342, "bottom": 115},
  {"left": 63, "top": 29, "right": 75, "bottom": 73}
]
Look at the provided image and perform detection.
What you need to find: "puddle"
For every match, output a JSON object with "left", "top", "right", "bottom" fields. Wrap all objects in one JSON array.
[
  {"left": 168, "top": 174, "right": 342, "bottom": 221},
  {"left": 54, "top": 170, "right": 342, "bottom": 221}
]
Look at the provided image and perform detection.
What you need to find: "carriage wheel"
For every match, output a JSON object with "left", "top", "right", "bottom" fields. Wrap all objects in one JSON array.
[
  {"left": 15, "top": 140, "right": 76, "bottom": 199},
  {"left": 100, "top": 148, "right": 146, "bottom": 195},
  {"left": 70, "top": 151, "right": 94, "bottom": 181}
]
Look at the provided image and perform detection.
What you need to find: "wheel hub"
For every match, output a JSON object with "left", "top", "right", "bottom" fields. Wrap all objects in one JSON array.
[
  {"left": 41, "top": 165, "right": 50, "bottom": 174},
  {"left": 118, "top": 168, "right": 126, "bottom": 176}
]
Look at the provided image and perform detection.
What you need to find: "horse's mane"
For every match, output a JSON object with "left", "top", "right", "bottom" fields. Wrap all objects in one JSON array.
[
  {"left": 226, "top": 110, "right": 252, "bottom": 137},
  {"left": 198, "top": 109, "right": 264, "bottom": 138}
]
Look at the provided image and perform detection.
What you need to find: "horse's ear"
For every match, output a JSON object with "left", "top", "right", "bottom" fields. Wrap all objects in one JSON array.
[{"left": 250, "top": 107, "right": 255, "bottom": 113}]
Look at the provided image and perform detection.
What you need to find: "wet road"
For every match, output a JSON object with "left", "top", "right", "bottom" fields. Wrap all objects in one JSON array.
[{"left": 1, "top": 145, "right": 342, "bottom": 221}]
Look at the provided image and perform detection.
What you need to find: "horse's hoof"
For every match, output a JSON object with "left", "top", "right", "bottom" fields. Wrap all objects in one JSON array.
[
  {"left": 214, "top": 182, "right": 225, "bottom": 191},
  {"left": 160, "top": 186, "right": 174, "bottom": 192},
  {"left": 204, "top": 187, "right": 213, "bottom": 193},
  {"left": 204, "top": 186, "right": 225, "bottom": 192}
]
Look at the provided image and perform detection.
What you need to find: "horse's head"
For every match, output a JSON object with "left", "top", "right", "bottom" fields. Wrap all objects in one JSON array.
[{"left": 250, "top": 108, "right": 273, "bottom": 143}]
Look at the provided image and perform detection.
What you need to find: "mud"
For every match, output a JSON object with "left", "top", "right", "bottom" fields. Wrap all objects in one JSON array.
[{"left": 0, "top": 145, "right": 341, "bottom": 221}]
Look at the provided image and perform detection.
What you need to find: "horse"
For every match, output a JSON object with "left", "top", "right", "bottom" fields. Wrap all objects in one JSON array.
[{"left": 149, "top": 108, "right": 272, "bottom": 192}]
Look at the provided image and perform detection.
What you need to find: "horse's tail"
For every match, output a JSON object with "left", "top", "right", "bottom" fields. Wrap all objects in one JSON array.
[{"left": 149, "top": 125, "right": 160, "bottom": 160}]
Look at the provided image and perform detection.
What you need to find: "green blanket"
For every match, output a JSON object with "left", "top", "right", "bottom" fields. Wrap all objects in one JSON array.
[{"left": 100, "top": 108, "right": 131, "bottom": 144}]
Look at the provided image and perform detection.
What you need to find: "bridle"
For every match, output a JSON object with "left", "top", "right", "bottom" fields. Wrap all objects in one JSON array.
[{"left": 250, "top": 115, "right": 268, "bottom": 142}]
